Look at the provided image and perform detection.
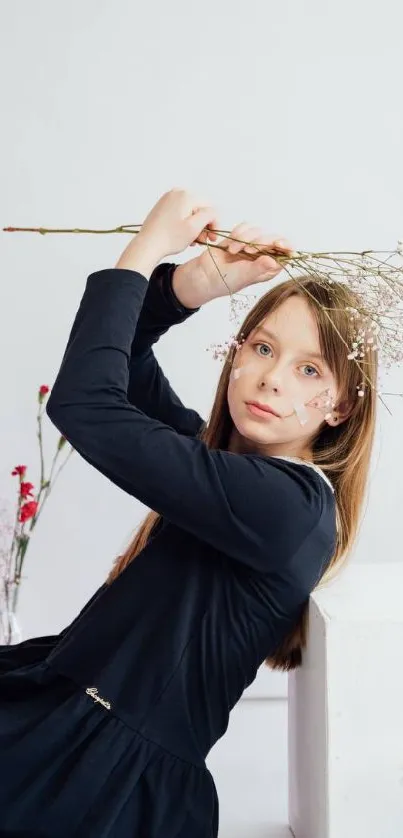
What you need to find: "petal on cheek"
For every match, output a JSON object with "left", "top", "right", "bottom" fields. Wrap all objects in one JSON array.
[
  {"left": 292, "top": 400, "right": 309, "bottom": 426},
  {"left": 230, "top": 362, "right": 255, "bottom": 381}
]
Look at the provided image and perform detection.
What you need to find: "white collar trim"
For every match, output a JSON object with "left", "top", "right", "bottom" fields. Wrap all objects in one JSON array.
[{"left": 271, "top": 455, "right": 335, "bottom": 493}]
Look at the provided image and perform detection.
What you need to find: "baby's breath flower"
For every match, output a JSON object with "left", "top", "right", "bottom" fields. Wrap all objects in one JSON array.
[
  {"left": 205, "top": 242, "right": 403, "bottom": 409},
  {"left": 5, "top": 222, "right": 403, "bottom": 410}
]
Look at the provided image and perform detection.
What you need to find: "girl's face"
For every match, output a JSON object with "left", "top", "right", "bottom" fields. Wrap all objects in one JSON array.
[{"left": 227, "top": 295, "right": 341, "bottom": 459}]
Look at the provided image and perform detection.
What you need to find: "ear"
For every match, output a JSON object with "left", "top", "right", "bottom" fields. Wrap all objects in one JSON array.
[{"left": 325, "top": 398, "right": 353, "bottom": 427}]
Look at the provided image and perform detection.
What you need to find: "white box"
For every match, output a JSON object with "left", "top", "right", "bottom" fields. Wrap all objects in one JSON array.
[{"left": 288, "top": 562, "right": 403, "bottom": 838}]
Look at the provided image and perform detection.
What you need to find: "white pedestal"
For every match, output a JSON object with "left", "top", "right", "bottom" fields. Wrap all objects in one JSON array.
[{"left": 288, "top": 562, "right": 403, "bottom": 838}]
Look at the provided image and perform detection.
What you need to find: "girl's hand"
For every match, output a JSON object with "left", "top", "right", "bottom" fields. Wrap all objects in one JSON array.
[
  {"left": 189, "top": 222, "right": 294, "bottom": 298},
  {"left": 135, "top": 188, "right": 220, "bottom": 260}
]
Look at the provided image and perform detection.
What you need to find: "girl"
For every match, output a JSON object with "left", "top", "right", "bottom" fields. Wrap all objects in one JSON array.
[{"left": 0, "top": 189, "right": 378, "bottom": 837}]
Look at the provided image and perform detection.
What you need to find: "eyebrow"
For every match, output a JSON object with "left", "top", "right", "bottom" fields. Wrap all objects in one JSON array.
[{"left": 254, "top": 326, "right": 326, "bottom": 363}]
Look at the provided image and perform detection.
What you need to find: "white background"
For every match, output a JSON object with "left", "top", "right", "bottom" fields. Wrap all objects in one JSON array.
[{"left": 1, "top": 2, "right": 402, "bottom": 834}]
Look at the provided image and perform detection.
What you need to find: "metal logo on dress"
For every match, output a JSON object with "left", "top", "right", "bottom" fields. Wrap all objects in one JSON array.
[{"left": 85, "top": 686, "right": 112, "bottom": 710}]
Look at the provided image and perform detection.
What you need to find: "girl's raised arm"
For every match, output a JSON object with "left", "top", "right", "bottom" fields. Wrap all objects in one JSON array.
[
  {"left": 47, "top": 267, "right": 335, "bottom": 584},
  {"left": 127, "top": 261, "right": 205, "bottom": 437}
]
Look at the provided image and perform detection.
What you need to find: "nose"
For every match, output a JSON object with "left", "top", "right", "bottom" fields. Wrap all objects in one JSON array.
[{"left": 260, "top": 360, "right": 287, "bottom": 391}]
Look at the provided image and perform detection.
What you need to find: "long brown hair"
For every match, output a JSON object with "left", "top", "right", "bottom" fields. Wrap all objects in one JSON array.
[{"left": 106, "top": 274, "right": 378, "bottom": 671}]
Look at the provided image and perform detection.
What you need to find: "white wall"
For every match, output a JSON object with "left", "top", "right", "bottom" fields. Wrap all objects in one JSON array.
[{"left": 1, "top": 2, "right": 403, "bottom": 833}]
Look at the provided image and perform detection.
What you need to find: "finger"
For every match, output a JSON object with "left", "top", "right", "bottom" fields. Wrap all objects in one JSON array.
[
  {"left": 245, "top": 235, "right": 294, "bottom": 259},
  {"left": 226, "top": 225, "right": 288, "bottom": 257},
  {"left": 270, "top": 237, "right": 294, "bottom": 253},
  {"left": 226, "top": 222, "right": 259, "bottom": 255},
  {"left": 195, "top": 221, "right": 220, "bottom": 245},
  {"left": 206, "top": 221, "right": 219, "bottom": 241},
  {"left": 191, "top": 229, "right": 212, "bottom": 246},
  {"left": 244, "top": 232, "right": 293, "bottom": 252},
  {"left": 241, "top": 228, "right": 269, "bottom": 255}
]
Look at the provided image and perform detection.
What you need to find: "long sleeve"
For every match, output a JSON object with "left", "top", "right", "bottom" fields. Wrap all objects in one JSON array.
[
  {"left": 46, "top": 268, "right": 333, "bottom": 575},
  {"left": 127, "top": 262, "right": 205, "bottom": 437}
]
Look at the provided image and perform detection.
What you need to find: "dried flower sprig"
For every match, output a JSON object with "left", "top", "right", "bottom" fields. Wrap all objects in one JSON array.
[
  {"left": 0, "top": 384, "right": 74, "bottom": 644},
  {"left": 200, "top": 232, "right": 403, "bottom": 414},
  {"left": 4, "top": 224, "right": 403, "bottom": 413}
]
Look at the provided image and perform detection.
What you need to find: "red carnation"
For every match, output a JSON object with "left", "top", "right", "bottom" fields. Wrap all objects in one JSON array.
[
  {"left": 20, "top": 482, "right": 35, "bottom": 498},
  {"left": 19, "top": 501, "right": 39, "bottom": 523},
  {"left": 11, "top": 465, "right": 27, "bottom": 477},
  {"left": 38, "top": 385, "right": 50, "bottom": 404},
  {"left": 3, "top": 378, "right": 73, "bottom": 642}
]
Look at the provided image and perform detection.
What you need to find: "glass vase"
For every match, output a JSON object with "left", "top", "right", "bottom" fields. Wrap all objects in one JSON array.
[{"left": 0, "top": 581, "right": 23, "bottom": 645}]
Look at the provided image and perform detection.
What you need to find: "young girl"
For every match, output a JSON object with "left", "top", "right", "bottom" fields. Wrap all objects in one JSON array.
[{"left": 0, "top": 189, "right": 378, "bottom": 837}]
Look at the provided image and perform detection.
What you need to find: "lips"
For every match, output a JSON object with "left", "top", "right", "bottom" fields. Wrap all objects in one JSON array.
[{"left": 246, "top": 402, "right": 280, "bottom": 419}]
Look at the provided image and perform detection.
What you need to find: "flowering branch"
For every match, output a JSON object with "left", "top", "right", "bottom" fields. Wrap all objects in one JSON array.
[
  {"left": 1, "top": 384, "right": 74, "bottom": 644},
  {"left": 203, "top": 236, "right": 403, "bottom": 415},
  {"left": 3, "top": 224, "right": 403, "bottom": 415}
]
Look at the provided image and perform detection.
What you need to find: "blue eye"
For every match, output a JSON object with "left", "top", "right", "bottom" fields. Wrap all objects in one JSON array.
[
  {"left": 255, "top": 343, "right": 272, "bottom": 357},
  {"left": 301, "top": 364, "right": 320, "bottom": 377},
  {"left": 254, "top": 343, "right": 321, "bottom": 378}
]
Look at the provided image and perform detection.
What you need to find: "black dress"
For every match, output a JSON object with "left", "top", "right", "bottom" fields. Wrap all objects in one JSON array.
[{"left": 0, "top": 263, "right": 337, "bottom": 837}]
